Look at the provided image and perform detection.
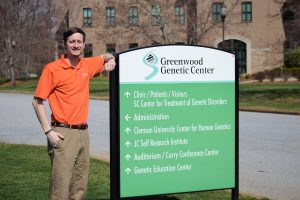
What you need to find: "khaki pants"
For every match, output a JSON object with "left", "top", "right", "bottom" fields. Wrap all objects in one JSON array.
[{"left": 48, "top": 127, "right": 89, "bottom": 200}]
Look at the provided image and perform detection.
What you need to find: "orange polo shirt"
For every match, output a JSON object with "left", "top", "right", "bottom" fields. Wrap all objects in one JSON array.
[{"left": 34, "top": 55, "right": 104, "bottom": 125}]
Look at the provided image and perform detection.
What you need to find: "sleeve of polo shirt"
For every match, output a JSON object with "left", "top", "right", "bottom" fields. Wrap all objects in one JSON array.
[
  {"left": 34, "top": 65, "right": 55, "bottom": 100},
  {"left": 88, "top": 56, "right": 105, "bottom": 78}
]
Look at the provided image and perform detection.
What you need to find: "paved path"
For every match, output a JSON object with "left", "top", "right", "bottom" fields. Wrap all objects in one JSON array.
[
  {"left": 239, "top": 112, "right": 300, "bottom": 200},
  {"left": 0, "top": 93, "right": 110, "bottom": 161},
  {"left": 0, "top": 93, "right": 299, "bottom": 200}
]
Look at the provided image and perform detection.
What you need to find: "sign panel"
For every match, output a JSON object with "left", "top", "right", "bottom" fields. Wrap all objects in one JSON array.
[{"left": 117, "top": 45, "right": 236, "bottom": 198}]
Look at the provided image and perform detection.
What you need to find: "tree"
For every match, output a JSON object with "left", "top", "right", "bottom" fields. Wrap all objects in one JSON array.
[
  {"left": 0, "top": 0, "right": 55, "bottom": 85},
  {"left": 281, "top": 0, "right": 300, "bottom": 49}
]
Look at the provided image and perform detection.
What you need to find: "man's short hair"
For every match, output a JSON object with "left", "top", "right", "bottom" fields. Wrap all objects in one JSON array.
[{"left": 63, "top": 27, "right": 86, "bottom": 43}]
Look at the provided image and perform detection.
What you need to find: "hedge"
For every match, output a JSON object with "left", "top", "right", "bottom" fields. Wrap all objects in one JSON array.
[
  {"left": 285, "top": 48, "right": 300, "bottom": 68},
  {"left": 251, "top": 67, "right": 300, "bottom": 81}
]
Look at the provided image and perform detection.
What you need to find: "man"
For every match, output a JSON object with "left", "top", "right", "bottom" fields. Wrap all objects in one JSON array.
[{"left": 32, "top": 27, "right": 116, "bottom": 200}]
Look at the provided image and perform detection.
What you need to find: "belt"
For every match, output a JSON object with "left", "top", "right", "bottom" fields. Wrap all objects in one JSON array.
[{"left": 51, "top": 122, "right": 88, "bottom": 130}]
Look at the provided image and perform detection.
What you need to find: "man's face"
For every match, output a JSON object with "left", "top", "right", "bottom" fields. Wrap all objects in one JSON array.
[{"left": 65, "top": 33, "right": 85, "bottom": 57}]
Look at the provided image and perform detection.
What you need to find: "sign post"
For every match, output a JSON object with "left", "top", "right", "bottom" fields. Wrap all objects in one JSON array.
[{"left": 110, "top": 45, "right": 238, "bottom": 199}]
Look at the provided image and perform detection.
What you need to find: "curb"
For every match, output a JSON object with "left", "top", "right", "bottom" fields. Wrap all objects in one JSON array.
[{"left": 239, "top": 108, "right": 300, "bottom": 115}]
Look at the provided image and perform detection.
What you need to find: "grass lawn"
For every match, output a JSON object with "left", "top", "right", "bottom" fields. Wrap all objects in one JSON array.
[
  {"left": 0, "top": 143, "right": 267, "bottom": 200},
  {"left": 89, "top": 76, "right": 110, "bottom": 100},
  {"left": 239, "top": 82, "right": 300, "bottom": 114},
  {"left": 0, "top": 78, "right": 39, "bottom": 93},
  {"left": 0, "top": 77, "right": 110, "bottom": 100},
  {"left": 0, "top": 77, "right": 299, "bottom": 114}
]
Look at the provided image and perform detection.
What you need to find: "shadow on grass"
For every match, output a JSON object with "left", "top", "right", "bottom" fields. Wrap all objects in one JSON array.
[{"left": 239, "top": 88, "right": 300, "bottom": 101}]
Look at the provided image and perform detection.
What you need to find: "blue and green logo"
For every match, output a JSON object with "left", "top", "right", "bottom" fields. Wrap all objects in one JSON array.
[{"left": 143, "top": 52, "right": 159, "bottom": 80}]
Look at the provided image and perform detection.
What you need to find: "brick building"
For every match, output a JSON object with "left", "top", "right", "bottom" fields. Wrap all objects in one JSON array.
[{"left": 54, "top": 0, "right": 286, "bottom": 75}]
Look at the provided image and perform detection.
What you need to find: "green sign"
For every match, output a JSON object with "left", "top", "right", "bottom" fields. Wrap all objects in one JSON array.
[{"left": 115, "top": 45, "right": 237, "bottom": 198}]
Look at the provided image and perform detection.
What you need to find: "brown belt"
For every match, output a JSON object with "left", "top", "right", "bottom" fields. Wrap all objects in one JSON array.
[{"left": 51, "top": 122, "right": 88, "bottom": 130}]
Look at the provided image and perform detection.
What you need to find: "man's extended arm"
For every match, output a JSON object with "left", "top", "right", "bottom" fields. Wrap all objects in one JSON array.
[{"left": 32, "top": 97, "right": 64, "bottom": 145}]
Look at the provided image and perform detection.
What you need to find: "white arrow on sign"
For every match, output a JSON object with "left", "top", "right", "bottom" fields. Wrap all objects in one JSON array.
[
  {"left": 124, "top": 127, "right": 131, "bottom": 134},
  {"left": 125, "top": 168, "right": 131, "bottom": 174},
  {"left": 125, "top": 154, "right": 131, "bottom": 161},
  {"left": 124, "top": 114, "right": 131, "bottom": 121},
  {"left": 124, "top": 91, "right": 131, "bottom": 98},
  {"left": 125, "top": 141, "right": 131, "bottom": 148}
]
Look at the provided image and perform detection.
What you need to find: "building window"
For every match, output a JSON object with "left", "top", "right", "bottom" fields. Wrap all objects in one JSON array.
[
  {"left": 84, "top": 44, "right": 93, "bottom": 57},
  {"left": 175, "top": 4, "right": 185, "bottom": 24},
  {"left": 212, "top": 3, "right": 223, "bottom": 22},
  {"left": 83, "top": 8, "right": 92, "bottom": 27},
  {"left": 106, "top": 7, "right": 115, "bottom": 26},
  {"left": 241, "top": 2, "right": 252, "bottom": 22},
  {"left": 106, "top": 43, "right": 116, "bottom": 53},
  {"left": 128, "top": 6, "right": 138, "bottom": 25},
  {"left": 129, "top": 43, "right": 138, "bottom": 49},
  {"left": 151, "top": 5, "right": 161, "bottom": 25}
]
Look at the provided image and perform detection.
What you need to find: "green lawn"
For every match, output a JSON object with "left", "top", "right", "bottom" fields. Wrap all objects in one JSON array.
[
  {"left": 0, "top": 143, "right": 267, "bottom": 200},
  {"left": 0, "top": 77, "right": 299, "bottom": 114},
  {"left": 0, "top": 77, "right": 110, "bottom": 100},
  {"left": 239, "top": 82, "right": 300, "bottom": 114},
  {"left": 89, "top": 76, "right": 110, "bottom": 99},
  {"left": 0, "top": 78, "right": 39, "bottom": 93}
]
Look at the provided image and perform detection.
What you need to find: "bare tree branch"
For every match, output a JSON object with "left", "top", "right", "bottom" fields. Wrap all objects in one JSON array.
[{"left": 0, "top": 0, "right": 55, "bottom": 82}]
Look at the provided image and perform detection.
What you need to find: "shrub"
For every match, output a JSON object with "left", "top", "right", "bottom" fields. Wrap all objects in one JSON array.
[
  {"left": 252, "top": 71, "right": 265, "bottom": 82},
  {"left": 285, "top": 68, "right": 300, "bottom": 80},
  {"left": 0, "top": 78, "right": 10, "bottom": 85},
  {"left": 245, "top": 74, "right": 251, "bottom": 79},
  {"left": 252, "top": 67, "right": 300, "bottom": 81},
  {"left": 285, "top": 48, "right": 300, "bottom": 68},
  {"left": 239, "top": 74, "right": 251, "bottom": 81},
  {"left": 265, "top": 70, "right": 276, "bottom": 81}
]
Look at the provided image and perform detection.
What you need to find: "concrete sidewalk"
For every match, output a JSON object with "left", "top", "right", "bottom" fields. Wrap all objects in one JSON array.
[{"left": 1, "top": 93, "right": 300, "bottom": 200}]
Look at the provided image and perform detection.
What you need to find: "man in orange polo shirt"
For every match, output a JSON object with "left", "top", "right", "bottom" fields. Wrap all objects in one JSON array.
[{"left": 32, "top": 27, "right": 115, "bottom": 200}]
